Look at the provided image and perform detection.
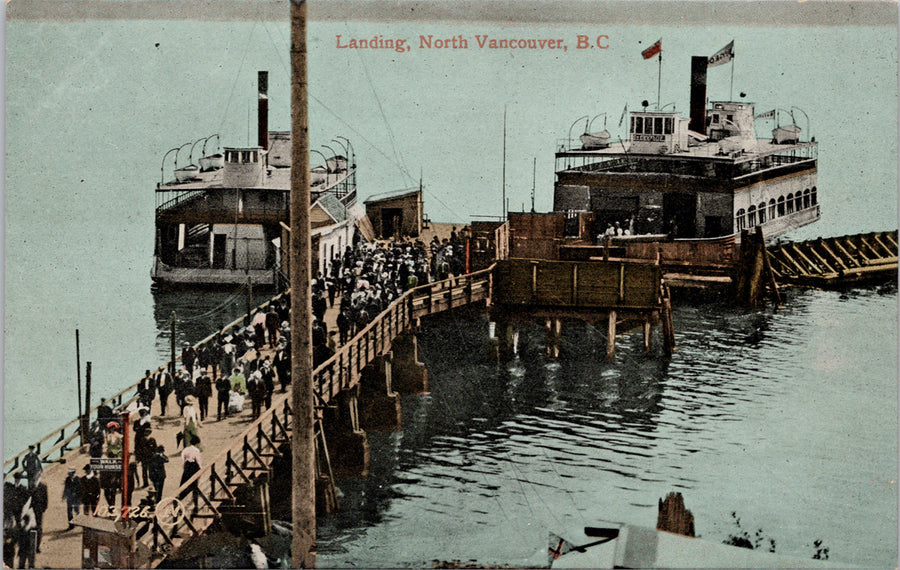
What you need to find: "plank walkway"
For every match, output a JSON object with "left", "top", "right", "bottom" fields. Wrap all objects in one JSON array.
[
  {"left": 24, "top": 300, "right": 332, "bottom": 569},
  {"left": 15, "top": 268, "right": 494, "bottom": 568}
]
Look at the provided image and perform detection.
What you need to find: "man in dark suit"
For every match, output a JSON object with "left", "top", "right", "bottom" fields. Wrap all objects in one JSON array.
[{"left": 27, "top": 474, "right": 47, "bottom": 554}]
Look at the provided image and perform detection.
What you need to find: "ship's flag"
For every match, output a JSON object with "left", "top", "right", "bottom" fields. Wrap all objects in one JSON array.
[
  {"left": 755, "top": 109, "right": 776, "bottom": 120},
  {"left": 642, "top": 39, "right": 662, "bottom": 60},
  {"left": 708, "top": 40, "right": 734, "bottom": 67},
  {"left": 618, "top": 103, "right": 628, "bottom": 127}
]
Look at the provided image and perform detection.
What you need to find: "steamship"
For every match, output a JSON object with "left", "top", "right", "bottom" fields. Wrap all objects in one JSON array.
[
  {"left": 553, "top": 56, "right": 819, "bottom": 243},
  {"left": 152, "top": 71, "right": 361, "bottom": 288}
]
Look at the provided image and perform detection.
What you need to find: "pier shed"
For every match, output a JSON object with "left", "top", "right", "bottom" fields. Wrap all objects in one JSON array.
[{"left": 364, "top": 187, "right": 424, "bottom": 239}]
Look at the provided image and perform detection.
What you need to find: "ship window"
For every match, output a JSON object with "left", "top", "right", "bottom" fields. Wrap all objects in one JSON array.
[
  {"left": 635, "top": 116, "right": 643, "bottom": 134},
  {"left": 711, "top": 114, "right": 719, "bottom": 124},
  {"left": 726, "top": 114, "right": 734, "bottom": 123},
  {"left": 654, "top": 117, "right": 663, "bottom": 134},
  {"left": 794, "top": 193, "right": 803, "bottom": 211},
  {"left": 803, "top": 189, "right": 810, "bottom": 209},
  {"left": 631, "top": 116, "right": 637, "bottom": 133},
  {"left": 665, "top": 117, "right": 674, "bottom": 134},
  {"left": 736, "top": 208, "right": 746, "bottom": 231},
  {"left": 758, "top": 202, "right": 766, "bottom": 224},
  {"left": 811, "top": 186, "right": 817, "bottom": 205},
  {"left": 768, "top": 199, "right": 776, "bottom": 220},
  {"left": 748, "top": 205, "right": 757, "bottom": 227},
  {"left": 786, "top": 193, "right": 794, "bottom": 214},
  {"left": 252, "top": 151, "right": 258, "bottom": 163}
]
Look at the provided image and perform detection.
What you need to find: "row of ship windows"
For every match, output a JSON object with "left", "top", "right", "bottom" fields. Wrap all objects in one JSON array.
[
  {"left": 735, "top": 187, "right": 817, "bottom": 231},
  {"left": 631, "top": 116, "right": 675, "bottom": 136},
  {"left": 225, "top": 150, "right": 260, "bottom": 164}
]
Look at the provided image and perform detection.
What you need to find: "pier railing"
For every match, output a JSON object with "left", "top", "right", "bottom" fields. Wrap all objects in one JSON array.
[
  {"left": 2, "top": 292, "right": 289, "bottom": 481},
  {"left": 135, "top": 267, "right": 494, "bottom": 566},
  {"left": 3, "top": 264, "right": 492, "bottom": 483}
]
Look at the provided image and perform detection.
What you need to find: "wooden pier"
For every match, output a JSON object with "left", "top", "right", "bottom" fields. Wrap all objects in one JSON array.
[
  {"left": 767, "top": 231, "right": 898, "bottom": 287},
  {"left": 491, "top": 258, "right": 675, "bottom": 361},
  {"left": 5, "top": 260, "right": 679, "bottom": 568}
]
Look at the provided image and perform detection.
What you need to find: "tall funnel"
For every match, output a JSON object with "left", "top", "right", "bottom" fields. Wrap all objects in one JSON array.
[
  {"left": 689, "top": 56, "right": 707, "bottom": 134},
  {"left": 258, "top": 71, "right": 269, "bottom": 150}
]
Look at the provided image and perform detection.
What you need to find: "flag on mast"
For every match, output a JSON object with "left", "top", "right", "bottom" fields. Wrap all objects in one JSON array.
[
  {"left": 755, "top": 109, "right": 776, "bottom": 120},
  {"left": 641, "top": 39, "right": 662, "bottom": 60},
  {"left": 708, "top": 40, "right": 734, "bottom": 67},
  {"left": 618, "top": 104, "right": 628, "bottom": 127}
]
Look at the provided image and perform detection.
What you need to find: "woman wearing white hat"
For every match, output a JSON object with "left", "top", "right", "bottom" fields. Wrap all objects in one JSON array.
[{"left": 181, "top": 395, "right": 201, "bottom": 448}]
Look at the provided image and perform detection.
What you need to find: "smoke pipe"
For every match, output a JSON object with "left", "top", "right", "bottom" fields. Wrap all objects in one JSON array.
[
  {"left": 258, "top": 71, "right": 269, "bottom": 150},
  {"left": 689, "top": 56, "right": 707, "bottom": 134}
]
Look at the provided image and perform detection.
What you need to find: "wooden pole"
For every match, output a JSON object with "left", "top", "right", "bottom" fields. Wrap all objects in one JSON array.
[
  {"left": 290, "top": 1, "right": 317, "bottom": 566},
  {"left": 170, "top": 311, "right": 176, "bottom": 378},
  {"left": 85, "top": 362, "right": 92, "bottom": 429},
  {"left": 76, "top": 329, "right": 83, "bottom": 443}
]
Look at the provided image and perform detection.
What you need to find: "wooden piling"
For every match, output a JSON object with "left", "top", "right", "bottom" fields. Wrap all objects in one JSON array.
[
  {"left": 606, "top": 310, "right": 617, "bottom": 362},
  {"left": 657, "top": 492, "right": 695, "bottom": 537},
  {"left": 642, "top": 314, "right": 652, "bottom": 353}
]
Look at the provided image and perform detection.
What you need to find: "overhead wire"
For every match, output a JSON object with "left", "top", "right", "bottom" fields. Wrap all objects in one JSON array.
[
  {"left": 260, "top": 21, "right": 466, "bottom": 222},
  {"left": 218, "top": 21, "right": 259, "bottom": 136}
]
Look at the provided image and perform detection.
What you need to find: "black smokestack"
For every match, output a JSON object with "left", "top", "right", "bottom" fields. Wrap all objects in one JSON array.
[
  {"left": 689, "top": 56, "right": 707, "bottom": 134},
  {"left": 258, "top": 71, "right": 269, "bottom": 150}
]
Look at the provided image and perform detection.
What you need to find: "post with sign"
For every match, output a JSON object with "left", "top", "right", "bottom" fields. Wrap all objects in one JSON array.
[{"left": 121, "top": 412, "right": 130, "bottom": 522}]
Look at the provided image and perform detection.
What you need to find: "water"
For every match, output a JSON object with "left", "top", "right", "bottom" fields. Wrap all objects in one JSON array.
[
  {"left": 4, "top": 14, "right": 898, "bottom": 568},
  {"left": 315, "top": 288, "right": 897, "bottom": 568}
]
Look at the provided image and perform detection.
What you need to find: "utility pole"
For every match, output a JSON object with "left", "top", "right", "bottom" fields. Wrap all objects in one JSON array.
[{"left": 290, "top": 0, "right": 317, "bottom": 567}]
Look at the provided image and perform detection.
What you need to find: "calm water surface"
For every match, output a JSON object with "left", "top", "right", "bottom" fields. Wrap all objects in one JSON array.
[{"left": 316, "top": 287, "right": 898, "bottom": 568}]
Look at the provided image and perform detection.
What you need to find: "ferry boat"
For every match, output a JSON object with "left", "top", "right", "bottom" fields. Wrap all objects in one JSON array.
[
  {"left": 553, "top": 56, "right": 819, "bottom": 243},
  {"left": 152, "top": 71, "right": 361, "bottom": 288}
]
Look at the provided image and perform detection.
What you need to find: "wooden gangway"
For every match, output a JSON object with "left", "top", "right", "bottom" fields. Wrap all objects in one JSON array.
[
  {"left": 767, "top": 231, "right": 898, "bottom": 287},
  {"left": 4, "top": 267, "right": 493, "bottom": 568}
]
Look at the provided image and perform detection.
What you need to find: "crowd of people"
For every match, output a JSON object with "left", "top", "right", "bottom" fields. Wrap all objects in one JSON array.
[{"left": 6, "top": 229, "right": 472, "bottom": 565}]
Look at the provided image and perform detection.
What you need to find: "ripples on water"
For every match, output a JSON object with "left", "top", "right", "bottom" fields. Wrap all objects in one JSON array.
[{"left": 316, "top": 286, "right": 898, "bottom": 568}]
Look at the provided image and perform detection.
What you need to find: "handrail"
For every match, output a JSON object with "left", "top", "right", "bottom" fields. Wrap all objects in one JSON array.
[
  {"left": 156, "top": 189, "right": 207, "bottom": 213},
  {"left": 134, "top": 266, "right": 496, "bottom": 565},
  {"left": 3, "top": 291, "right": 290, "bottom": 480},
  {"left": 2, "top": 266, "right": 495, "bottom": 480}
]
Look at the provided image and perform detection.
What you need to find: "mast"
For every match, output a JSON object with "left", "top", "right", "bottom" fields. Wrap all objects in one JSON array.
[
  {"left": 502, "top": 105, "right": 507, "bottom": 220},
  {"left": 290, "top": 0, "right": 317, "bottom": 567},
  {"left": 530, "top": 157, "right": 536, "bottom": 213},
  {"left": 657, "top": 51, "right": 662, "bottom": 110}
]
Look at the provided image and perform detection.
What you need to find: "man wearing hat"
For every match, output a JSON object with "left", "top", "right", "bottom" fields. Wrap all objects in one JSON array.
[
  {"left": 62, "top": 468, "right": 81, "bottom": 529},
  {"left": 22, "top": 445, "right": 41, "bottom": 487},
  {"left": 28, "top": 473, "right": 47, "bottom": 552},
  {"left": 137, "top": 369, "right": 156, "bottom": 408},
  {"left": 96, "top": 398, "right": 114, "bottom": 430},
  {"left": 80, "top": 464, "right": 100, "bottom": 516},
  {"left": 196, "top": 369, "right": 213, "bottom": 422},
  {"left": 181, "top": 343, "right": 197, "bottom": 376}
]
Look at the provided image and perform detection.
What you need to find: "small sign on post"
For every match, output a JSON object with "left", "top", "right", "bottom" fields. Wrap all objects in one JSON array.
[{"left": 90, "top": 458, "right": 122, "bottom": 472}]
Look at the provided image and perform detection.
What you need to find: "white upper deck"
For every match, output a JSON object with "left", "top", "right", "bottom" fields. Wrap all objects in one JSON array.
[{"left": 558, "top": 100, "right": 815, "bottom": 165}]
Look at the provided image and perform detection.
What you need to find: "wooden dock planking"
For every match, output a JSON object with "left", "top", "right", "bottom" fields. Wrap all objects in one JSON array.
[{"left": 767, "top": 230, "right": 898, "bottom": 287}]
